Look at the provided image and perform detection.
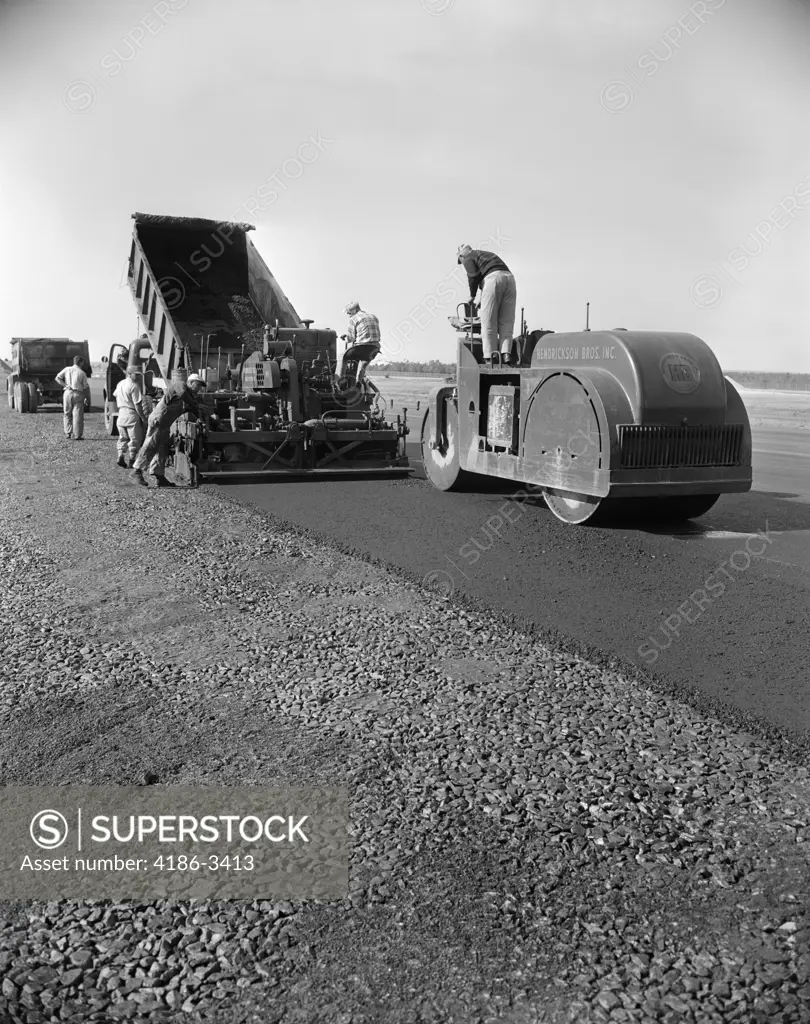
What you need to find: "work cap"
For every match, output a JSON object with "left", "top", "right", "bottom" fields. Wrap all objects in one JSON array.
[
  {"left": 186, "top": 374, "right": 206, "bottom": 386},
  {"left": 457, "top": 244, "right": 472, "bottom": 258},
  {"left": 125, "top": 365, "right": 139, "bottom": 374},
  {"left": 343, "top": 301, "right": 360, "bottom": 315}
]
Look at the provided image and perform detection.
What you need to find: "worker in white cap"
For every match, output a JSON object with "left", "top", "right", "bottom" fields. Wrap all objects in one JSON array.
[
  {"left": 457, "top": 244, "right": 517, "bottom": 364},
  {"left": 130, "top": 373, "right": 206, "bottom": 488},
  {"left": 113, "top": 365, "right": 147, "bottom": 468},
  {"left": 335, "top": 301, "right": 381, "bottom": 383}
]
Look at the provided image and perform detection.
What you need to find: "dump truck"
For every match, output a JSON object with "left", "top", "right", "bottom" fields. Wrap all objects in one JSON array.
[
  {"left": 6, "top": 338, "right": 91, "bottom": 414},
  {"left": 114, "top": 212, "right": 409, "bottom": 484},
  {"left": 421, "top": 305, "right": 752, "bottom": 524}
]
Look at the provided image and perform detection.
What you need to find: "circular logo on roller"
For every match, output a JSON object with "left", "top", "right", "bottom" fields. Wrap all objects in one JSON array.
[{"left": 659, "top": 353, "right": 701, "bottom": 394}]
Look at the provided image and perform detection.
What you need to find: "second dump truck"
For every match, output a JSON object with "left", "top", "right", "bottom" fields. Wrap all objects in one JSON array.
[
  {"left": 104, "top": 212, "right": 409, "bottom": 484},
  {"left": 7, "top": 338, "right": 91, "bottom": 414}
]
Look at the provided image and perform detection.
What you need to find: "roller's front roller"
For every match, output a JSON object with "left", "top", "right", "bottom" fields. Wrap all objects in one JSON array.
[{"left": 421, "top": 398, "right": 475, "bottom": 492}]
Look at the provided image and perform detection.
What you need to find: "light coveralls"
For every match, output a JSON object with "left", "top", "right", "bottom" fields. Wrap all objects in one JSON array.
[
  {"left": 54, "top": 365, "right": 91, "bottom": 438},
  {"left": 132, "top": 382, "right": 200, "bottom": 478},
  {"left": 460, "top": 250, "right": 517, "bottom": 359},
  {"left": 480, "top": 272, "right": 517, "bottom": 359},
  {"left": 113, "top": 377, "right": 145, "bottom": 464}
]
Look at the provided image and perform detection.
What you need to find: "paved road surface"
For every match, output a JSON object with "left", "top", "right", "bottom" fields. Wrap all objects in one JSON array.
[
  {"left": 751, "top": 428, "right": 810, "bottom": 498},
  {"left": 222, "top": 426, "right": 809, "bottom": 745}
]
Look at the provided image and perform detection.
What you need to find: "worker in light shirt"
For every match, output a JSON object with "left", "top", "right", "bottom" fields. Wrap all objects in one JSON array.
[
  {"left": 113, "top": 365, "right": 148, "bottom": 468},
  {"left": 130, "top": 373, "right": 206, "bottom": 488},
  {"left": 336, "top": 301, "right": 381, "bottom": 383},
  {"left": 55, "top": 355, "right": 91, "bottom": 440}
]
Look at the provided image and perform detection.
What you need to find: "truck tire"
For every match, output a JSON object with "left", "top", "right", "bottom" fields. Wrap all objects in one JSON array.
[
  {"left": 27, "top": 383, "right": 38, "bottom": 413},
  {"left": 104, "top": 398, "right": 118, "bottom": 437},
  {"left": 7, "top": 378, "right": 15, "bottom": 409},
  {"left": 13, "top": 381, "right": 29, "bottom": 414}
]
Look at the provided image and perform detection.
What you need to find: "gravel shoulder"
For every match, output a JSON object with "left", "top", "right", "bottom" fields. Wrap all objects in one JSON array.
[{"left": 0, "top": 389, "right": 809, "bottom": 1024}]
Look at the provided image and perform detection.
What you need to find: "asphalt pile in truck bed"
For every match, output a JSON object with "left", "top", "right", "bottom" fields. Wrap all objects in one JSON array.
[
  {"left": 226, "top": 295, "right": 265, "bottom": 352},
  {"left": 0, "top": 382, "right": 809, "bottom": 1024}
]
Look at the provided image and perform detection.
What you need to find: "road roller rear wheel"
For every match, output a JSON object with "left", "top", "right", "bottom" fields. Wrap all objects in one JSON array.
[
  {"left": 543, "top": 489, "right": 604, "bottom": 525},
  {"left": 421, "top": 399, "right": 475, "bottom": 492},
  {"left": 657, "top": 493, "right": 720, "bottom": 521}
]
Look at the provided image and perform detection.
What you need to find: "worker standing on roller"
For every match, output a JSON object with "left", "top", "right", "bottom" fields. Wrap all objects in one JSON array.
[
  {"left": 336, "top": 301, "right": 381, "bottom": 383},
  {"left": 129, "top": 373, "right": 206, "bottom": 488},
  {"left": 113, "top": 365, "right": 147, "bottom": 469},
  {"left": 457, "top": 244, "right": 517, "bottom": 364},
  {"left": 55, "top": 355, "right": 91, "bottom": 440}
]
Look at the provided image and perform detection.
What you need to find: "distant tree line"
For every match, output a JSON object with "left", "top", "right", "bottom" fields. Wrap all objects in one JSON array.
[
  {"left": 727, "top": 371, "right": 810, "bottom": 391},
  {"left": 374, "top": 359, "right": 455, "bottom": 375}
]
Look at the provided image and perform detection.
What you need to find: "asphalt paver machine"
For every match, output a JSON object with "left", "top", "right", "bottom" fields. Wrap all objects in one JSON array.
[{"left": 111, "top": 212, "right": 409, "bottom": 485}]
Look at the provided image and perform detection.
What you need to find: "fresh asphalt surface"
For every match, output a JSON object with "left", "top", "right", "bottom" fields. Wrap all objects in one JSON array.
[
  {"left": 83, "top": 382, "right": 809, "bottom": 745},
  {"left": 222, "top": 427, "right": 809, "bottom": 747}
]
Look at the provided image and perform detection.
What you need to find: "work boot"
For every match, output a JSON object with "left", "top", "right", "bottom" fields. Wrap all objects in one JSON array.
[
  {"left": 116, "top": 456, "right": 127, "bottom": 468},
  {"left": 130, "top": 469, "right": 148, "bottom": 487},
  {"left": 154, "top": 476, "right": 175, "bottom": 488}
]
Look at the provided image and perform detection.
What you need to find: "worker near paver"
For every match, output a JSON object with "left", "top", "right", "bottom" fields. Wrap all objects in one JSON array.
[
  {"left": 129, "top": 373, "right": 207, "bottom": 488},
  {"left": 457, "top": 244, "right": 517, "bottom": 364},
  {"left": 336, "top": 301, "right": 381, "bottom": 383},
  {"left": 113, "top": 366, "right": 147, "bottom": 468},
  {"left": 55, "top": 355, "right": 91, "bottom": 440}
]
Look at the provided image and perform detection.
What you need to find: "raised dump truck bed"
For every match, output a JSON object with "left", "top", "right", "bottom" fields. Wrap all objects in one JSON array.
[{"left": 127, "top": 212, "right": 301, "bottom": 381}]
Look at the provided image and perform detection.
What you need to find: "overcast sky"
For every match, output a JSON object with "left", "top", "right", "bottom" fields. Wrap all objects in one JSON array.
[{"left": 1, "top": 0, "right": 808, "bottom": 370}]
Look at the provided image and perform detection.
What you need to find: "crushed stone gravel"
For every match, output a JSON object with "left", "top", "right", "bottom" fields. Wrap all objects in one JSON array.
[{"left": 0, "top": 380, "right": 809, "bottom": 1024}]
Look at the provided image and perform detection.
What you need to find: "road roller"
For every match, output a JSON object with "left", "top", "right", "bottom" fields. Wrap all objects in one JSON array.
[{"left": 421, "top": 305, "right": 752, "bottom": 524}]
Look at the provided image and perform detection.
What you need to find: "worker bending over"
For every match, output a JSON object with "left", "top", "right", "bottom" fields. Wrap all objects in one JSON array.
[
  {"left": 55, "top": 355, "right": 91, "bottom": 440},
  {"left": 457, "top": 244, "right": 517, "bottom": 364},
  {"left": 130, "top": 373, "right": 206, "bottom": 488},
  {"left": 336, "top": 301, "right": 380, "bottom": 382},
  {"left": 114, "top": 365, "right": 147, "bottom": 468}
]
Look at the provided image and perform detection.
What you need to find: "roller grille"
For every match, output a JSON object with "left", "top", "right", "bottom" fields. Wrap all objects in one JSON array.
[{"left": 619, "top": 424, "right": 744, "bottom": 469}]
